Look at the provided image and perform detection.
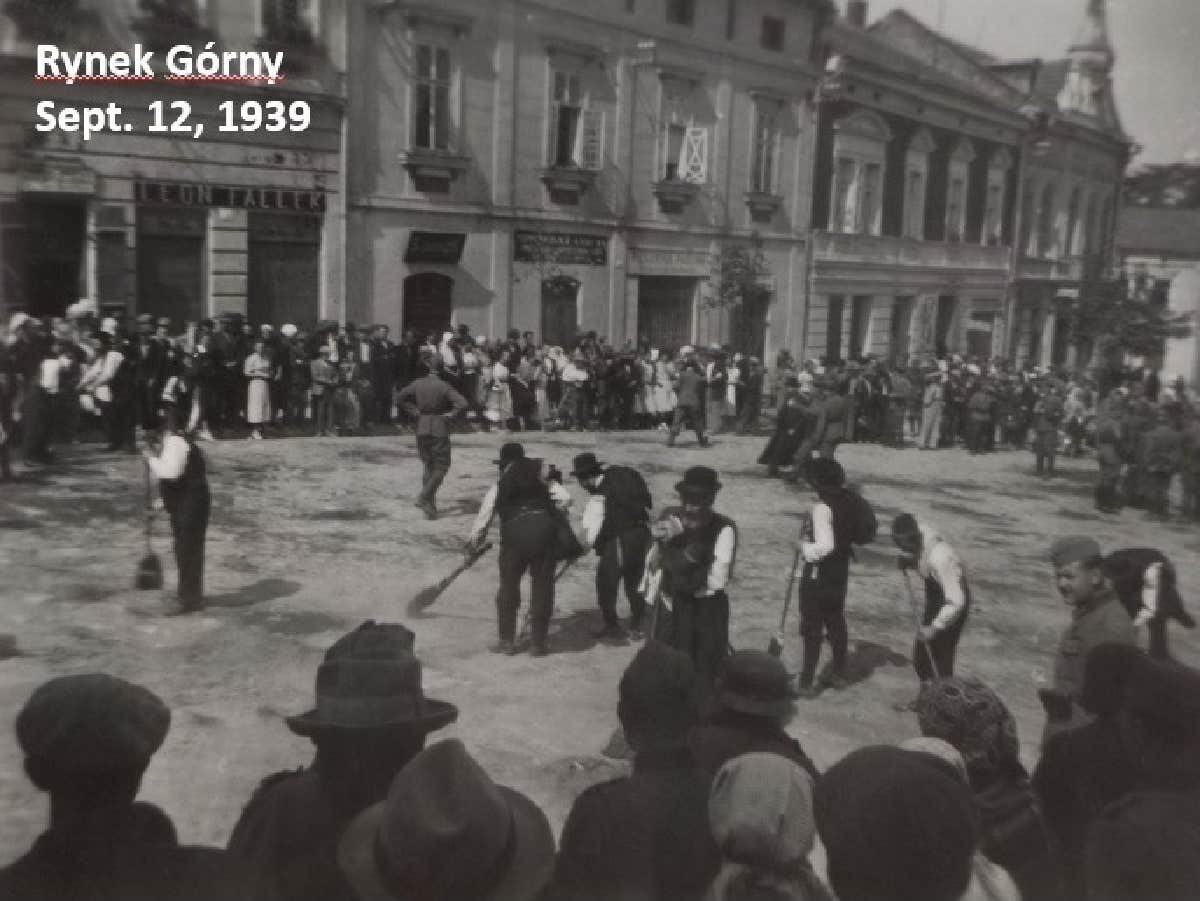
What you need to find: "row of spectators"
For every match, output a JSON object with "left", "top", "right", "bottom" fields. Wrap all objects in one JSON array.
[{"left": 3, "top": 624, "right": 1198, "bottom": 900}]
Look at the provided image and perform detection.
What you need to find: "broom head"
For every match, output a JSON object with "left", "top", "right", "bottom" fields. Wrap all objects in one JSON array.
[{"left": 136, "top": 552, "right": 163, "bottom": 590}]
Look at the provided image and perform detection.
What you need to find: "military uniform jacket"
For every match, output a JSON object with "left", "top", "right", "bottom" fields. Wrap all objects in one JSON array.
[
  {"left": 1052, "top": 596, "right": 1135, "bottom": 715},
  {"left": 1140, "top": 424, "right": 1182, "bottom": 474},
  {"left": 396, "top": 373, "right": 468, "bottom": 437}
]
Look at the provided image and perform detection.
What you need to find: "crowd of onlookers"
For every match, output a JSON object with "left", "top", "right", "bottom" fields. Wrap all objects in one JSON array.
[
  {"left": 2, "top": 303, "right": 1197, "bottom": 523},
  {"left": 2, "top": 622, "right": 1198, "bottom": 900}
]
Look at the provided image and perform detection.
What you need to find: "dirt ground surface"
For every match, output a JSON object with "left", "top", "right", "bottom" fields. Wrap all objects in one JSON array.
[{"left": 2, "top": 428, "right": 1199, "bottom": 862}]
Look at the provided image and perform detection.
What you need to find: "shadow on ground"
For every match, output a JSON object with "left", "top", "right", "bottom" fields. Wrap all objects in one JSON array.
[{"left": 208, "top": 578, "right": 302, "bottom": 609}]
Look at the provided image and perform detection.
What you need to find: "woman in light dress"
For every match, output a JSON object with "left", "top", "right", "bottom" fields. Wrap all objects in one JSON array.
[
  {"left": 485, "top": 359, "right": 514, "bottom": 427},
  {"left": 243, "top": 339, "right": 273, "bottom": 439}
]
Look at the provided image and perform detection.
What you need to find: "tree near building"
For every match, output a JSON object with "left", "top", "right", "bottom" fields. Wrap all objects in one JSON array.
[{"left": 702, "top": 232, "right": 773, "bottom": 357}]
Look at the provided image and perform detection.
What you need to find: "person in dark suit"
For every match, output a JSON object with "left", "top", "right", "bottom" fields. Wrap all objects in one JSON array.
[
  {"left": 1102, "top": 547, "right": 1195, "bottom": 660},
  {"left": 574, "top": 452, "right": 653, "bottom": 639},
  {"left": 0, "top": 674, "right": 239, "bottom": 900},
  {"left": 548, "top": 642, "right": 719, "bottom": 901},
  {"left": 668, "top": 358, "right": 708, "bottom": 447},
  {"left": 397, "top": 354, "right": 469, "bottom": 520},
  {"left": 144, "top": 422, "right": 211, "bottom": 614},
  {"left": 369, "top": 325, "right": 396, "bottom": 426}
]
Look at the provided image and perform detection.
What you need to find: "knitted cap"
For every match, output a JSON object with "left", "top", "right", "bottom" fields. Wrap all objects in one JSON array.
[
  {"left": 915, "top": 677, "right": 1019, "bottom": 786},
  {"left": 709, "top": 752, "right": 816, "bottom": 869},
  {"left": 815, "top": 745, "right": 978, "bottom": 901}
]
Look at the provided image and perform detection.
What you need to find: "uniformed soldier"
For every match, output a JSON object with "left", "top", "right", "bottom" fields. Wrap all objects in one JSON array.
[
  {"left": 467, "top": 442, "right": 572, "bottom": 656},
  {"left": 144, "top": 422, "right": 211, "bottom": 614},
  {"left": 574, "top": 452, "right": 653, "bottom": 639},
  {"left": 1094, "top": 395, "right": 1125, "bottom": 513},
  {"left": 397, "top": 354, "right": 469, "bottom": 520},
  {"left": 1140, "top": 406, "right": 1182, "bottom": 519},
  {"left": 644, "top": 466, "right": 737, "bottom": 707},
  {"left": 1032, "top": 382, "right": 1065, "bottom": 476},
  {"left": 1040, "top": 536, "right": 1136, "bottom": 744}
]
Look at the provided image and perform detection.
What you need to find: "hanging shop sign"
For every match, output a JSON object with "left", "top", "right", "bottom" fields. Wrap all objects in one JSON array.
[
  {"left": 135, "top": 180, "right": 326, "bottom": 213},
  {"left": 404, "top": 231, "right": 467, "bottom": 264}
]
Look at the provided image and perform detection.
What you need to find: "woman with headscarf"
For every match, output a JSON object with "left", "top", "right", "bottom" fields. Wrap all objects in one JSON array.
[
  {"left": 485, "top": 360, "right": 513, "bottom": 428},
  {"left": 916, "top": 677, "right": 1065, "bottom": 901}
]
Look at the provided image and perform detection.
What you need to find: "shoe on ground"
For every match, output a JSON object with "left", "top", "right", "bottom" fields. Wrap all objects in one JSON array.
[
  {"left": 418, "top": 500, "right": 438, "bottom": 521},
  {"left": 592, "top": 623, "right": 626, "bottom": 640},
  {"left": 820, "top": 672, "right": 850, "bottom": 691},
  {"left": 489, "top": 639, "right": 517, "bottom": 655}
]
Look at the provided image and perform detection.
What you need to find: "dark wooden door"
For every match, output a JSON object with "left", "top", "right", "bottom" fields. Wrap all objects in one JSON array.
[
  {"left": 637, "top": 277, "right": 694, "bottom": 351},
  {"left": 403, "top": 272, "right": 453, "bottom": 341},
  {"left": 541, "top": 277, "right": 578, "bottom": 347}
]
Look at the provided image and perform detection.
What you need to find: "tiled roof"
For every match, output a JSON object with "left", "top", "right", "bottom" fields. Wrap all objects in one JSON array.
[{"left": 1117, "top": 207, "right": 1200, "bottom": 258}]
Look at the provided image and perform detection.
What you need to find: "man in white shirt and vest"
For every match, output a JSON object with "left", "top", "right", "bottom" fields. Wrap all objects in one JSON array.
[
  {"left": 645, "top": 466, "right": 737, "bottom": 708},
  {"left": 892, "top": 513, "right": 970, "bottom": 697},
  {"left": 144, "top": 425, "right": 211, "bottom": 614}
]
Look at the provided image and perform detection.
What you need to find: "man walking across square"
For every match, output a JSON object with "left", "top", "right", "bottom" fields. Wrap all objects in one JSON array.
[{"left": 397, "top": 354, "right": 468, "bottom": 520}]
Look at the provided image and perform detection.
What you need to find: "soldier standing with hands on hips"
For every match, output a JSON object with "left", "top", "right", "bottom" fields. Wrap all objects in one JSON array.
[
  {"left": 397, "top": 353, "right": 468, "bottom": 520},
  {"left": 574, "top": 452, "right": 653, "bottom": 640},
  {"left": 644, "top": 466, "right": 737, "bottom": 707}
]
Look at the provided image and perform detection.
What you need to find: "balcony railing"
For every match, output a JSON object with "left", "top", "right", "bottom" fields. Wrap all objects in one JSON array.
[{"left": 813, "top": 231, "right": 1011, "bottom": 271}]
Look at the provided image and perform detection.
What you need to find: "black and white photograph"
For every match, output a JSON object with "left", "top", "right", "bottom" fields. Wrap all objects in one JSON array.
[{"left": 1, "top": 0, "right": 1199, "bottom": 898}]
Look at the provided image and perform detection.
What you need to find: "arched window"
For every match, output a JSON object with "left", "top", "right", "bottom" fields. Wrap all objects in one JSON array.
[{"left": 402, "top": 272, "right": 454, "bottom": 341}]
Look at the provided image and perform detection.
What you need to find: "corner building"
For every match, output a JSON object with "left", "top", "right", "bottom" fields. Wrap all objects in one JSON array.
[
  {"left": 0, "top": 1, "right": 347, "bottom": 326},
  {"left": 346, "top": 0, "right": 832, "bottom": 358}
]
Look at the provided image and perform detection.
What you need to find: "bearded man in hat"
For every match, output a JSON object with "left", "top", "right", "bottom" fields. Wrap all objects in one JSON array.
[
  {"left": 468, "top": 442, "right": 573, "bottom": 655},
  {"left": 574, "top": 451, "right": 653, "bottom": 639},
  {"left": 228, "top": 621, "right": 458, "bottom": 901},
  {"left": 1041, "top": 536, "right": 1136, "bottom": 743},
  {"left": 397, "top": 353, "right": 469, "bottom": 519},
  {"left": 645, "top": 465, "right": 737, "bottom": 701},
  {"left": 0, "top": 674, "right": 236, "bottom": 899}
]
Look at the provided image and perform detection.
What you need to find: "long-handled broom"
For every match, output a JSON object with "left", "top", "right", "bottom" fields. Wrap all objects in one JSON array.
[
  {"left": 768, "top": 547, "right": 803, "bottom": 657},
  {"left": 136, "top": 460, "right": 163, "bottom": 590}
]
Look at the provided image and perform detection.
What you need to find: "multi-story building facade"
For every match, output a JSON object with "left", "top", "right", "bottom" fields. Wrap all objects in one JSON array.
[
  {"left": 345, "top": 0, "right": 832, "bottom": 360},
  {"left": 801, "top": 0, "right": 1131, "bottom": 368},
  {"left": 0, "top": 0, "right": 347, "bottom": 326}
]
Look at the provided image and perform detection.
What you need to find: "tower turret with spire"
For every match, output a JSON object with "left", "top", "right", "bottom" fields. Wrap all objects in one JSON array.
[{"left": 1058, "top": 0, "right": 1114, "bottom": 117}]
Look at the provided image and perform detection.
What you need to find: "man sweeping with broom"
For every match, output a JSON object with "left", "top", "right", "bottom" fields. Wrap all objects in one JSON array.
[
  {"left": 891, "top": 513, "right": 970, "bottom": 708},
  {"left": 143, "top": 420, "right": 210, "bottom": 615}
]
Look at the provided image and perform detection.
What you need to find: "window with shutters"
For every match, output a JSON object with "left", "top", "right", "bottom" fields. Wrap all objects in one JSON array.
[
  {"left": 414, "top": 43, "right": 452, "bottom": 151},
  {"left": 944, "top": 139, "right": 974, "bottom": 244},
  {"left": 549, "top": 70, "right": 583, "bottom": 166},
  {"left": 982, "top": 148, "right": 1011, "bottom": 247},
  {"left": 750, "top": 98, "right": 781, "bottom": 194},
  {"left": 903, "top": 128, "right": 934, "bottom": 240},
  {"left": 1065, "top": 185, "right": 1082, "bottom": 256},
  {"left": 829, "top": 110, "right": 891, "bottom": 235},
  {"left": 831, "top": 157, "right": 856, "bottom": 233},
  {"left": 858, "top": 163, "right": 882, "bottom": 234},
  {"left": 1036, "top": 182, "right": 1057, "bottom": 257},
  {"left": 659, "top": 80, "right": 707, "bottom": 184}
]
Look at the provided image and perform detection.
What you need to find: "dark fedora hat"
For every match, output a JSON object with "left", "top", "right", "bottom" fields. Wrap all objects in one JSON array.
[
  {"left": 675, "top": 466, "right": 722, "bottom": 498},
  {"left": 717, "top": 650, "right": 796, "bottom": 719},
  {"left": 286, "top": 621, "right": 458, "bottom": 737},
  {"left": 338, "top": 738, "right": 555, "bottom": 901},
  {"left": 570, "top": 452, "right": 606, "bottom": 480},
  {"left": 493, "top": 442, "right": 526, "bottom": 467}
]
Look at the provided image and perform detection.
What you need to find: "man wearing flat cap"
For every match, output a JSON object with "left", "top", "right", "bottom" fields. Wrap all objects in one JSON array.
[
  {"left": 1042, "top": 536, "right": 1136, "bottom": 743},
  {"left": 644, "top": 466, "right": 737, "bottom": 703},
  {"left": 228, "top": 621, "right": 458, "bottom": 901},
  {"left": 575, "top": 451, "right": 653, "bottom": 640},
  {"left": 0, "top": 674, "right": 236, "bottom": 899}
]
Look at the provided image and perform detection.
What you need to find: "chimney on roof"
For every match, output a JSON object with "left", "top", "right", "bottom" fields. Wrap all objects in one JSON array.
[{"left": 846, "top": 1, "right": 868, "bottom": 27}]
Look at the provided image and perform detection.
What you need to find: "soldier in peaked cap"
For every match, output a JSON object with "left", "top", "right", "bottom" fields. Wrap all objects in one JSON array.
[
  {"left": 1041, "top": 537, "right": 1136, "bottom": 744},
  {"left": 0, "top": 674, "right": 237, "bottom": 900},
  {"left": 228, "top": 621, "right": 458, "bottom": 901},
  {"left": 644, "top": 466, "right": 738, "bottom": 706}
]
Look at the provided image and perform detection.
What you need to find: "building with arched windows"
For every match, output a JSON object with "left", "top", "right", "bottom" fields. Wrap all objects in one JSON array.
[{"left": 801, "top": 0, "right": 1131, "bottom": 368}]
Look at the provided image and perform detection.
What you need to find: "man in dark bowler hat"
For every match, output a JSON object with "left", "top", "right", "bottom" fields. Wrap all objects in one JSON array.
[
  {"left": 397, "top": 353, "right": 468, "bottom": 519},
  {"left": 0, "top": 674, "right": 237, "bottom": 899},
  {"left": 144, "top": 420, "right": 211, "bottom": 614},
  {"left": 467, "top": 442, "right": 572, "bottom": 656},
  {"left": 645, "top": 466, "right": 737, "bottom": 704},
  {"left": 688, "top": 649, "right": 820, "bottom": 781},
  {"left": 574, "top": 451, "right": 653, "bottom": 640},
  {"left": 228, "top": 621, "right": 458, "bottom": 901},
  {"left": 132, "top": 312, "right": 167, "bottom": 430}
]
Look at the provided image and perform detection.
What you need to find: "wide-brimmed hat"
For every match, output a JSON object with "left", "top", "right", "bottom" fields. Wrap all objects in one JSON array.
[
  {"left": 570, "top": 452, "right": 606, "bottom": 480},
  {"left": 286, "top": 621, "right": 458, "bottom": 737},
  {"left": 338, "top": 738, "right": 554, "bottom": 901},
  {"left": 675, "top": 466, "right": 721, "bottom": 499},
  {"left": 494, "top": 442, "right": 525, "bottom": 467},
  {"left": 716, "top": 650, "right": 795, "bottom": 719}
]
